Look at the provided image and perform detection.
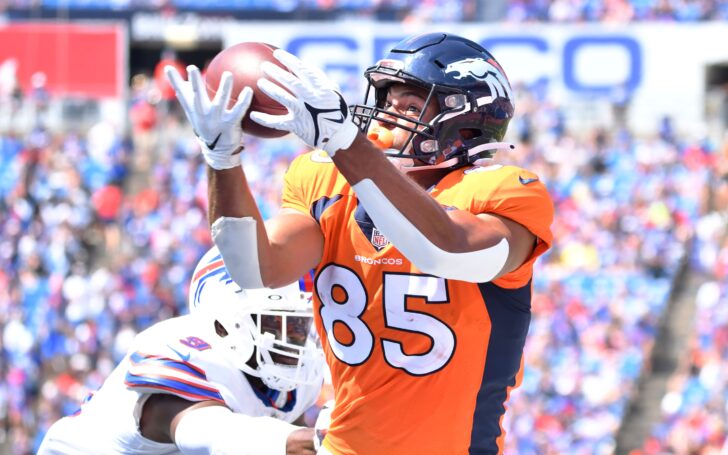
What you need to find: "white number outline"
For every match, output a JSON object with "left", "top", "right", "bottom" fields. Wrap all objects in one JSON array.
[
  {"left": 315, "top": 263, "right": 457, "bottom": 376},
  {"left": 380, "top": 272, "right": 456, "bottom": 376},
  {"left": 316, "top": 263, "right": 375, "bottom": 366}
]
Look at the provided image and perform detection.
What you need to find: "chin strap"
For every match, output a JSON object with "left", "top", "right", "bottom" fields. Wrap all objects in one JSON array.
[{"left": 394, "top": 141, "right": 515, "bottom": 173}]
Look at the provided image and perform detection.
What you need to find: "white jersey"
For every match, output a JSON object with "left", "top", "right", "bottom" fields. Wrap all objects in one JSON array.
[{"left": 38, "top": 315, "right": 322, "bottom": 455}]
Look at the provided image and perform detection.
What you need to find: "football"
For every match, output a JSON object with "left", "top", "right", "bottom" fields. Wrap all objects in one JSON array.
[{"left": 205, "top": 42, "right": 289, "bottom": 138}]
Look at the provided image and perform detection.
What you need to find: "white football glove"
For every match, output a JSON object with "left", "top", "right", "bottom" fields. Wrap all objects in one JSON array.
[
  {"left": 250, "top": 49, "right": 358, "bottom": 157},
  {"left": 313, "top": 399, "right": 334, "bottom": 452},
  {"left": 165, "top": 64, "right": 253, "bottom": 170}
]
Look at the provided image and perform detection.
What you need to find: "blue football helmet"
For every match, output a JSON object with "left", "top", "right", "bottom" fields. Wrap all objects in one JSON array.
[{"left": 352, "top": 32, "right": 515, "bottom": 171}]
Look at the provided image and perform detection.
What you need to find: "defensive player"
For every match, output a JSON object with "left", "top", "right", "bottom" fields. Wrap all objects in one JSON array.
[
  {"left": 38, "top": 246, "right": 325, "bottom": 455},
  {"left": 167, "top": 32, "right": 554, "bottom": 455}
]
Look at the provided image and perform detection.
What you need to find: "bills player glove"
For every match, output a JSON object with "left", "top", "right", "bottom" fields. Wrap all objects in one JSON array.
[
  {"left": 250, "top": 49, "right": 358, "bottom": 157},
  {"left": 165, "top": 65, "right": 252, "bottom": 170},
  {"left": 313, "top": 399, "right": 334, "bottom": 451}
]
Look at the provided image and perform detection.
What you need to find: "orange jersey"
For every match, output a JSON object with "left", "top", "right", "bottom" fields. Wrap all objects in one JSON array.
[{"left": 282, "top": 151, "right": 553, "bottom": 455}]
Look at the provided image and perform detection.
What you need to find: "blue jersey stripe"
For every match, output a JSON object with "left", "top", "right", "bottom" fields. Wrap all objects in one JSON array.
[
  {"left": 310, "top": 195, "right": 342, "bottom": 224},
  {"left": 125, "top": 372, "right": 224, "bottom": 402},
  {"left": 469, "top": 280, "right": 532, "bottom": 455},
  {"left": 130, "top": 352, "right": 206, "bottom": 379}
]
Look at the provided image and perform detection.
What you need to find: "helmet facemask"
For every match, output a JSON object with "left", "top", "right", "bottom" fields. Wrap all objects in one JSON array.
[
  {"left": 352, "top": 79, "right": 438, "bottom": 165},
  {"left": 249, "top": 303, "right": 323, "bottom": 392}
]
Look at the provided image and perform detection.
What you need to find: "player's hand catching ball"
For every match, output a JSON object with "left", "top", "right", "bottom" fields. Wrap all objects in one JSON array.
[
  {"left": 165, "top": 65, "right": 253, "bottom": 170},
  {"left": 251, "top": 49, "right": 359, "bottom": 157}
]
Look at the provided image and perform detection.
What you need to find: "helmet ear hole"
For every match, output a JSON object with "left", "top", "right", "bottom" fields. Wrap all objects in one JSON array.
[{"left": 215, "top": 320, "right": 228, "bottom": 337}]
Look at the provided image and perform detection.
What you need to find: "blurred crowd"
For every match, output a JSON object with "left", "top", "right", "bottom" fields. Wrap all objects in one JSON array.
[
  {"left": 501, "top": 86, "right": 720, "bottom": 454},
  {"left": 3, "top": 0, "right": 728, "bottom": 22},
  {"left": 1, "top": 32, "right": 727, "bottom": 455},
  {"left": 0, "top": 90, "right": 132, "bottom": 451},
  {"left": 503, "top": 0, "right": 728, "bottom": 22},
  {"left": 0, "top": 72, "right": 319, "bottom": 453},
  {"left": 1, "top": 71, "right": 723, "bottom": 455},
  {"left": 636, "top": 159, "right": 728, "bottom": 453}
]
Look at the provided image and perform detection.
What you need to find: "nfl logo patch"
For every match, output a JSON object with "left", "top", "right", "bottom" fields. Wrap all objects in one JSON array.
[{"left": 370, "top": 228, "right": 389, "bottom": 250}]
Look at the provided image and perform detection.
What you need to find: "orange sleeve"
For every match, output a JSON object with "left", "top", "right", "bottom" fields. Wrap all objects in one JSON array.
[
  {"left": 281, "top": 153, "right": 310, "bottom": 215},
  {"left": 478, "top": 168, "right": 554, "bottom": 288}
]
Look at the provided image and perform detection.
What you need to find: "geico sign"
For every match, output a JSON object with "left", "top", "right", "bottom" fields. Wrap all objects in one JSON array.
[{"left": 285, "top": 34, "right": 642, "bottom": 97}]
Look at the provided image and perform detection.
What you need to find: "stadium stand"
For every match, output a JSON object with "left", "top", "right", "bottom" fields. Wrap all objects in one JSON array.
[
  {"left": 636, "top": 186, "right": 728, "bottom": 453},
  {"left": 0, "top": 69, "right": 719, "bottom": 455},
  {"left": 1, "top": 2, "right": 727, "bottom": 453},
  {"left": 3, "top": 0, "right": 728, "bottom": 22},
  {"left": 500, "top": 87, "right": 718, "bottom": 454}
]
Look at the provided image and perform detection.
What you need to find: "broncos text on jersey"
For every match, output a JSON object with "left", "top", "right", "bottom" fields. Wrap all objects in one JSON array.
[{"left": 281, "top": 151, "right": 553, "bottom": 455}]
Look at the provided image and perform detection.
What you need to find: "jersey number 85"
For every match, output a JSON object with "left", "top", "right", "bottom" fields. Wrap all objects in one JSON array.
[{"left": 315, "top": 264, "right": 456, "bottom": 376}]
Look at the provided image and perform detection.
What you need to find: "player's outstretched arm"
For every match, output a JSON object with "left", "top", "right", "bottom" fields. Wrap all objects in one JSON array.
[
  {"left": 207, "top": 166, "right": 323, "bottom": 289},
  {"left": 333, "top": 135, "right": 538, "bottom": 282},
  {"left": 251, "top": 50, "right": 537, "bottom": 283},
  {"left": 140, "top": 394, "right": 315, "bottom": 455},
  {"left": 165, "top": 65, "right": 323, "bottom": 289}
]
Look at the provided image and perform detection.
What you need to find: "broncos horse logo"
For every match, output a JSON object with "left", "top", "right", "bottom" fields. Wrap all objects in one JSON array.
[{"left": 444, "top": 57, "right": 514, "bottom": 101}]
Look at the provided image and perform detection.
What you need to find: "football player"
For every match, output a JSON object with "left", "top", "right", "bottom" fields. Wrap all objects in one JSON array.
[
  {"left": 38, "top": 246, "right": 325, "bottom": 455},
  {"left": 167, "top": 32, "right": 554, "bottom": 455}
]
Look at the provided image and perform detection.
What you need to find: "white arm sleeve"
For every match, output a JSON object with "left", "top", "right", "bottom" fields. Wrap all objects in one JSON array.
[
  {"left": 174, "top": 405, "right": 299, "bottom": 455},
  {"left": 352, "top": 178, "right": 509, "bottom": 283},
  {"left": 211, "top": 216, "right": 265, "bottom": 289}
]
